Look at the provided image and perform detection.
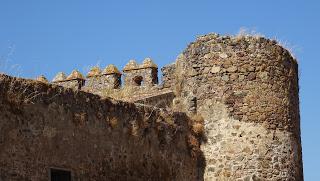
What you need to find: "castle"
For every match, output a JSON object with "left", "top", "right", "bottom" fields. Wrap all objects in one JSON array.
[{"left": 0, "top": 33, "right": 303, "bottom": 180}]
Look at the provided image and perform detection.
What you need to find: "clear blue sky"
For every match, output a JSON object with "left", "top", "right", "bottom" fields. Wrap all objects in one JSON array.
[{"left": 0, "top": 0, "right": 319, "bottom": 180}]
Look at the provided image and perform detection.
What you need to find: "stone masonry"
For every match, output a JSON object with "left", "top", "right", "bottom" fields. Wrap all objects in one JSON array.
[
  {"left": 0, "top": 75, "right": 201, "bottom": 181},
  {"left": 0, "top": 33, "right": 303, "bottom": 180},
  {"left": 173, "top": 34, "right": 303, "bottom": 180}
]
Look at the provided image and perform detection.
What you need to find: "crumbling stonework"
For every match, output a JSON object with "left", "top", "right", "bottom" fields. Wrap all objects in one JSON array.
[
  {"left": 161, "top": 63, "right": 176, "bottom": 89},
  {"left": 0, "top": 33, "right": 303, "bottom": 181},
  {"left": 173, "top": 33, "right": 303, "bottom": 180}
]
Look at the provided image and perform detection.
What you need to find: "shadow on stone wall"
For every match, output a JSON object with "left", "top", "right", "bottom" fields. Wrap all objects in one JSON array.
[{"left": 0, "top": 74, "right": 206, "bottom": 180}]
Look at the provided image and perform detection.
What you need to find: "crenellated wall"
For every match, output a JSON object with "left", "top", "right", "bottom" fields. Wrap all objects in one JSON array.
[{"left": 41, "top": 58, "right": 168, "bottom": 105}]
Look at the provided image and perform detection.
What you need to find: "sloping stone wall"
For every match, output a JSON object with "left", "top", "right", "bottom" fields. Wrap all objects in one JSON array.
[{"left": 0, "top": 75, "right": 201, "bottom": 181}]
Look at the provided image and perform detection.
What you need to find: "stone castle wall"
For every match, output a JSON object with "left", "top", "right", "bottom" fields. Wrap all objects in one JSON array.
[
  {"left": 0, "top": 74, "right": 202, "bottom": 181},
  {"left": 2, "top": 33, "right": 303, "bottom": 180}
]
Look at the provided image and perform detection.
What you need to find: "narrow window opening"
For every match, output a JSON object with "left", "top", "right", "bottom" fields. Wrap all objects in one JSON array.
[
  {"left": 50, "top": 168, "right": 71, "bottom": 181},
  {"left": 133, "top": 76, "right": 143, "bottom": 86}
]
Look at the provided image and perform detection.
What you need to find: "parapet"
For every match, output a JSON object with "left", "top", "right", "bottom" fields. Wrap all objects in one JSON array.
[
  {"left": 86, "top": 66, "right": 101, "bottom": 77},
  {"left": 52, "top": 72, "right": 67, "bottom": 82},
  {"left": 84, "top": 64, "right": 122, "bottom": 92},
  {"left": 103, "top": 64, "right": 121, "bottom": 75},
  {"left": 123, "top": 58, "right": 158, "bottom": 71},
  {"left": 141, "top": 58, "right": 158, "bottom": 69},
  {"left": 51, "top": 70, "right": 85, "bottom": 90},
  {"left": 67, "top": 70, "right": 85, "bottom": 80},
  {"left": 123, "top": 58, "right": 158, "bottom": 87},
  {"left": 36, "top": 75, "right": 49, "bottom": 83},
  {"left": 44, "top": 59, "right": 165, "bottom": 99},
  {"left": 123, "top": 60, "right": 139, "bottom": 71}
]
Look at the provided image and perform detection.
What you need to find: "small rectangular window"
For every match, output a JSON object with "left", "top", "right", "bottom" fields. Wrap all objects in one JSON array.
[{"left": 50, "top": 168, "right": 71, "bottom": 181}]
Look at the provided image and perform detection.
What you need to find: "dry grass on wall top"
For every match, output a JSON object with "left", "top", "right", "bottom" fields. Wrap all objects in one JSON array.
[{"left": 236, "top": 27, "right": 298, "bottom": 60}]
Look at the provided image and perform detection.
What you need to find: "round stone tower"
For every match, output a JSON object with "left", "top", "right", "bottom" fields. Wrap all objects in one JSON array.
[{"left": 174, "top": 33, "right": 303, "bottom": 180}]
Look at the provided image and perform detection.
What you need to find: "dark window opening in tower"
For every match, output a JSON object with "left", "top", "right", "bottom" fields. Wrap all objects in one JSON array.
[
  {"left": 133, "top": 76, "right": 143, "bottom": 86},
  {"left": 50, "top": 168, "right": 71, "bottom": 181}
]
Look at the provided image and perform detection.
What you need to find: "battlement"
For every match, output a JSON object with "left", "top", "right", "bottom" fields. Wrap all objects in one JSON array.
[
  {"left": 37, "top": 58, "right": 169, "bottom": 102},
  {"left": 123, "top": 58, "right": 158, "bottom": 87}
]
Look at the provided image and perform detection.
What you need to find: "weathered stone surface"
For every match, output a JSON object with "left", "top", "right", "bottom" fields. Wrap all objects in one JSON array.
[
  {"left": 67, "top": 70, "right": 84, "bottom": 80},
  {"left": 86, "top": 66, "right": 101, "bottom": 77},
  {"left": 161, "top": 63, "right": 176, "bottom": 89},
  {"left": 123, "top": 59, "right": 158, "bottom": 88},
  {"left": 103, "top": 64, "right": 121, "bottom": 75},
  {"left": 226, "top": 66, "right": 237, "bottom": 73},
  {"left": 0, "top": 75, "right": 201, "bottom": 181},
  {"left": 211, "top": 66, "right": 221, "bottom": 73},
  {"left": 52, "top": 72, "right": 66, "bottom": 82},
  {"left": 173, "top": 33, "right": 303, "bottom": 180}
]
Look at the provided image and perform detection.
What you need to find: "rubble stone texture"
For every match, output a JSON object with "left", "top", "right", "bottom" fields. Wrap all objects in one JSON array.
[
  {"left": 54, "top": 70, "right": 85, "bottom": 90},
  {"left": 174, "top": 34, "right": 303, "bottom": 180},
  {"left": 0, "top": 75, "right": 201, "bottom": 181},
  {"left": 83, "top": 65, "right": 122, "bottom": 94},
  {"left": 123, "top": 58, "right": 158, "bottom": 88},
  {"left": 0, "top": 33, "right": 303, "bottom": 181}
]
